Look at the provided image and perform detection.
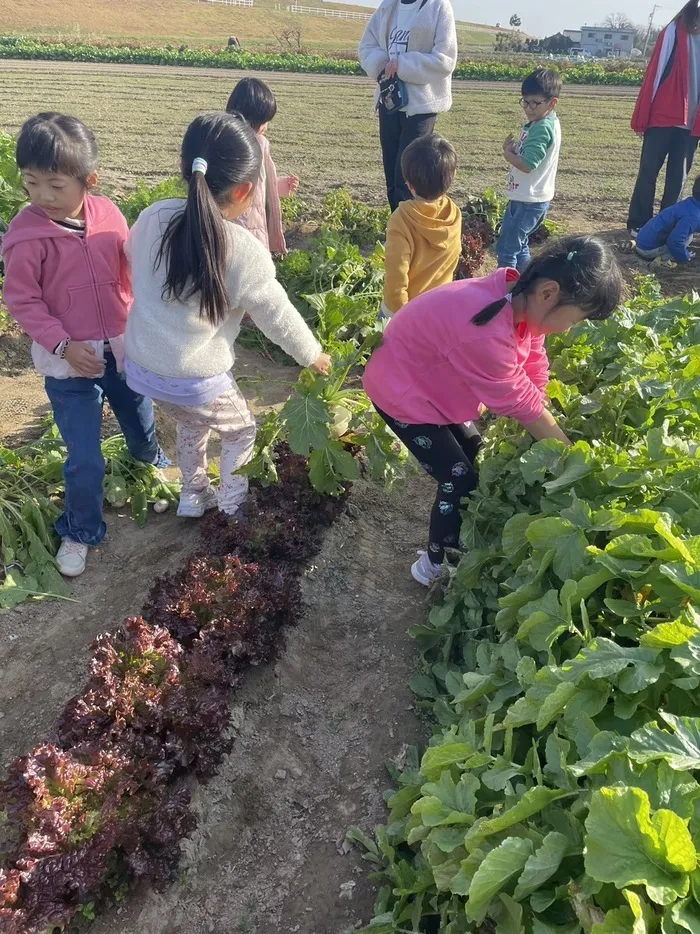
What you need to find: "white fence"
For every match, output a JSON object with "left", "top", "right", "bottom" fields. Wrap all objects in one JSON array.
[
  {"left": 196, "top": 0, "right": 254, "bottom": 7},
  {"left": 287, "top": 3, "right": 371, "bottom": 21}
]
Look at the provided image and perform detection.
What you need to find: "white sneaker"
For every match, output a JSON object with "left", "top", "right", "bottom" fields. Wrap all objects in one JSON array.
[
  {"left": 629, "top": 228, "right": 640, "bottom": 239},
  {"left": 177, "top": 487, "right": 218, "bottom": 518},
  {"left": 411, "top": 550, "right": 443, "bottom": 587},
  {"left": 56, "top": 539, "right": 89, "bottom": 578}
]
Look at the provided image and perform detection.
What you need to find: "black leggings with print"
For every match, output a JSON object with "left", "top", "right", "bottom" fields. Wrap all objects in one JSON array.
[{"left": 377, "top": 408, "right": 483, "bottom": 565}]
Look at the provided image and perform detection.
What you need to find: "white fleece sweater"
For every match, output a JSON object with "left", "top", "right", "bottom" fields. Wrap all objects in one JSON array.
[
  {"left": 124, "top": 200, "right": 321, "bottom": 379},
  {"left": 359, "top": 0, "right": 457, "bottom": 116}
]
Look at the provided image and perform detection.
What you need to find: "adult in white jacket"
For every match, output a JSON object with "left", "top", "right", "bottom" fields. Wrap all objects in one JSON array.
[{"left": 359, "top": 0, "right": 457, "bottom": 210}]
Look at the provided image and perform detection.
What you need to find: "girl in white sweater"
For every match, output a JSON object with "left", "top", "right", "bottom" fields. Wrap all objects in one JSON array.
[{"left": 125, "top": 112, "right": 330, "bottom": 518}]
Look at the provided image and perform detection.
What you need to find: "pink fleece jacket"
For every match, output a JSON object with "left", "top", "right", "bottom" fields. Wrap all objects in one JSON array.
[
  {"left": 234, "top": 133, "right": 291, "bottom": 254},
  {"left": 363, "top": 268, "right": 549, "bottom": 426},
  {"left": 1, "top": 196, "right": 131, "bottom": 353}
]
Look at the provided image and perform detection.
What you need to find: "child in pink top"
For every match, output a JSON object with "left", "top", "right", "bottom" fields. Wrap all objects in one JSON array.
[
  {"left": 2, "top": 113, "right": 165, "bottom": 580},
  {"left": 363, "top": 235, "right": 623, "bottom": 586},
  {"left": 226, "top": 77, "right": 299, "bottom": 254}
]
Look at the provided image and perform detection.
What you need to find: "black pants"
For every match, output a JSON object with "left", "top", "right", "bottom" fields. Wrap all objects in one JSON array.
[
  {"left": 379, "top": 108, "right": 437, "bottom": 211},
  {"left": 627, "top": 127, "right": 700, "bottom": 231},
  {"left": 378, "top": 408, "right": 482, "bottom": 564}
]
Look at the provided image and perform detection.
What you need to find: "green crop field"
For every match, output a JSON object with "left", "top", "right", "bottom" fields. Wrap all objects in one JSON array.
[{"left": 0, "top": 62, "right": 643, "bottom": 227}]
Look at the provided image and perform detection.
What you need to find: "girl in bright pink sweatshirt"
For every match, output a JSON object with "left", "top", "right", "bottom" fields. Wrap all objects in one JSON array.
[
  {"left": 2, "top": 113, "right": 165, "bottom": 579},
  {"left": 226, "top": 77, "right": 299, "bottom": 254},
  {"left": 363, "top": 235, "right": 623, "bottom": 586}
]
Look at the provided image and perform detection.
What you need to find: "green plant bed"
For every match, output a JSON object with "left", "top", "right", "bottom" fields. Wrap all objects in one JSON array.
[
  {"left": 0, "top": 36, "right": 646, "bottom": 85},
  {"left": 350, "top": 278, "right": 700, "bottom": 933}
]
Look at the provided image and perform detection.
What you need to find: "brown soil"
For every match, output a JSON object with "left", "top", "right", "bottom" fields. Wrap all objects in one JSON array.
[
  {"left": 87, "top": 477, "right": 429, "bottom": 934},
  {"left": 0, "top": 341, "right": 431, "bottom": 933}
]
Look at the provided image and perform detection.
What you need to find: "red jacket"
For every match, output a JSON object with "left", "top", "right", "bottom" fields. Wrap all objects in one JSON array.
[
  {"left": 632, "top": 20, "right": 700, "bottom": 136},
  {"left": 1, "top": 196, "right": 131, "bottom": 353}
]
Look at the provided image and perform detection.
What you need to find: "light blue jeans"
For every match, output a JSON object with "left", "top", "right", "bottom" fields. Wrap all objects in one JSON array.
[{"left": 497, "top": 200, "right": 551, "bottom": 271}]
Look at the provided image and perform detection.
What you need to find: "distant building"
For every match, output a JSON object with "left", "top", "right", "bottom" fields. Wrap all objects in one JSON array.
[
  {"left": 577, "top": 25, "right": 634, "bottom": 57},
  {"left": 563, "top": 29, "right": 581, "bottom": 44}
]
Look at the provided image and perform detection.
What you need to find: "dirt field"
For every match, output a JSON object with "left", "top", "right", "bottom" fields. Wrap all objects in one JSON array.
[{"left": 0, "top": 61, "right": 645, "bottom": 218}]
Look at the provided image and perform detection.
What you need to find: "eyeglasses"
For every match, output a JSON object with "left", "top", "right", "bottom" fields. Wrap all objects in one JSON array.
[{"left": 520, "top": 97, "right": 552, "bottom": 109}]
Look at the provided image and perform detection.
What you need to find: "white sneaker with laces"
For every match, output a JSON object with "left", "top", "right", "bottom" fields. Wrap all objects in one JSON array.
[
  {"left": 177, "top": 487, "right": 218, "bottom": 518},
  {"left": 56, "top": 539, "right": 89, "bottom": 578},
  {"left": 411, "top": 550, "right": 443, "bottom": 587}
]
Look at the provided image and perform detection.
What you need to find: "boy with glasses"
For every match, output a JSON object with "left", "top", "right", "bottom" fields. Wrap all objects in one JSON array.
[{"left": 497, "top": 68, "right": 562, "bottom": 271}]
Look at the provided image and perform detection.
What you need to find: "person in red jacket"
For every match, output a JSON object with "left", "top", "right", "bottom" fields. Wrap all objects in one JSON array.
[{"left": 628, "top": 1, "right": 700, "bottom": 234}]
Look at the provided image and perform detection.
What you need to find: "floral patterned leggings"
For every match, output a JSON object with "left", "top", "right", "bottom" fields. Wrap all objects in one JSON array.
[
  {"left": 158, "top": 384, "right": 256, "bottom": 516},
  {"left": 377, "top": 408, "right": 483, "bottom": 565}
]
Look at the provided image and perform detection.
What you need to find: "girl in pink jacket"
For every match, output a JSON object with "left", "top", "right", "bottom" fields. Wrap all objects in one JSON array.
[
  {"left": 226, "top": 77, "right": 298, "bottom": 254},
  {"left": 1, "top": 113, "right": 165, "bottom": 579},
  {"left": 363, "top": 236, "right": 623, "bottom": 586}
]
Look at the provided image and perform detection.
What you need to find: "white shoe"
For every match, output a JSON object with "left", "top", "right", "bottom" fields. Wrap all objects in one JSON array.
[
  {"left": 629, "top": 228, "right": 640, "bottom": 239},
  {"left": 411, "top": 550, "right": 443, "bottom": 587},
  {"left": 177, "top": 487, "right": 218, "bottom": 518},
  {"left": 56, "top": 539, "right": 89, "bottom": 578}
]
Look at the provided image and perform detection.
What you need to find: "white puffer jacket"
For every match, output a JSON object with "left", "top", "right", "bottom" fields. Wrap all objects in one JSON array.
[{"left": 359, "top": 0, "right": 457, "bottom": 117}]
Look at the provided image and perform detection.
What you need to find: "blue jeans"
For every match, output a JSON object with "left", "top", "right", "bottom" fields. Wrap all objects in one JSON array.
[
  {"left": 496, "top": 200, "right": 551, "bottom": 271},
  {"left": 45, "top": 352, "right": 159, "bottom": 546}
]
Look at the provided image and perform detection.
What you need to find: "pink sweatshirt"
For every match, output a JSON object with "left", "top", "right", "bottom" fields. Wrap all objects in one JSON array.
[
  {"left": 234, "top": 133, "right": 291, "bottom": 254},
  {"left": 363, "top": 268, "right": 549, "bottom": 426},
  {"left": 1, "top": 196, "right": 131, "bottom": 353}
]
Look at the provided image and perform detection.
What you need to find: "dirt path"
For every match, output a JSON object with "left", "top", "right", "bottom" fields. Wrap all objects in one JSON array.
[
  {"left": 85, "top": 478, "right": 429, "bottom": 934},
  {"left": 0, "top": 59, "right": 641, "bottom": 98}
]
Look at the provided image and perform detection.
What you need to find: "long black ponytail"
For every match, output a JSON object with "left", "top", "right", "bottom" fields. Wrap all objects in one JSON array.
[
  {"left": 473, "top": 235, "right": 624, "bottom": 327},
  {"left": 157, "top": 111, "right": 262, "bottom": 326}
]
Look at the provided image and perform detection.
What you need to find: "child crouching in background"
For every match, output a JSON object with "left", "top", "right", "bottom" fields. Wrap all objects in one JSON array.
[
  {"left": 635, "top": 175, "right": 700, "bottom": 263},
  {"left": 382, "top": 134, "right": 462, "bottom": 316},
  {"left": 226, "top": 77, "right": 299, "bottom": 255}
]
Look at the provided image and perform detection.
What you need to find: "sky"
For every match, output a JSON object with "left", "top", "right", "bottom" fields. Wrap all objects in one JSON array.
[{"left": 351, "top": 0, "right": 679, "bottom": 38}]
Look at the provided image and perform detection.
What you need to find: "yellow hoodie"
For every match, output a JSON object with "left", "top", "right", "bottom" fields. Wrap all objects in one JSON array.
[{"left": 382, "top": 195, "right": 462, "bottom": 315}]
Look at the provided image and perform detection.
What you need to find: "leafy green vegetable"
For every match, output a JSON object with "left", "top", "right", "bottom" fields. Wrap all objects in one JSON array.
[{"left": 351, "top": 284, "right": 700, "bottom": 934}]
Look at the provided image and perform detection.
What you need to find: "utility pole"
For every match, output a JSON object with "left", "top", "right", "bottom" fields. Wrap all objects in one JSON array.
[{"left": 642, "top": 4, "right": 660, "bottom": 57}]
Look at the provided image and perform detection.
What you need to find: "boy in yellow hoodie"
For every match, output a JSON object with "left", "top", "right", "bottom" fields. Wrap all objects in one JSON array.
[{"left": 381, "top": 134, "right": 461, "bottom": 316}]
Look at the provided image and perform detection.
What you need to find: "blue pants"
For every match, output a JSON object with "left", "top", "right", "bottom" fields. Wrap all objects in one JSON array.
[
  {"left": 45, "top": 352, "right": 159, "bottom": 546},
  {"left": 496, "top": 200, "right": 550, "bottom": 272}
]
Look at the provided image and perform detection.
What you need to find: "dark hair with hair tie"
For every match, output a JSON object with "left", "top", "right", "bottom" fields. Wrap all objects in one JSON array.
[
  {"left": 157, "top": 111, "right": 262, "bottom": 327},
  {"left": 473, "top": 235, "right": 624, "bottom": 327}
]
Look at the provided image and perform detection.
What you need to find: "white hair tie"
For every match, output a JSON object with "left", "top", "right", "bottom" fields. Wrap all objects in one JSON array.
[{"left": 192, "top": 157, "right": 208, "bottom": 176}]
